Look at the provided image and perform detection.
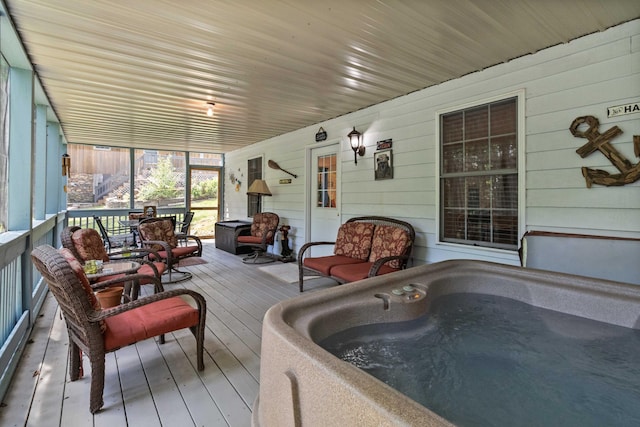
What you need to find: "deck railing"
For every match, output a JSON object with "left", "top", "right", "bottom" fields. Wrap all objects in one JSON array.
[{"left": 0, "top": 214, "right": 63, "bottom": 401}]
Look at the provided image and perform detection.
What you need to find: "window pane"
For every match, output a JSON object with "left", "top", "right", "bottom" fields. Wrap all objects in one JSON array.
[
  {"left": 464, "top": 139, "right": 489, "bottom": 172},
  {"left": 317, "top": 154, "right": 336, "bottom": 208},
  {"left": 442, "top": 112, "right": 463, "bottom": 143},
  {"left": 247, "top": 157, "right": 262, "bottom": 216},
  {"left": 490, "top": 136, "right": 517, "bottom": 169},
  {"left": 67, "top": 144, "right": 131, "bottom": 209},
  {"left": 0, "top": 55, "right": 8, "bottom": 233},
  {"left": 442, "top": 208, "right": 464, "bottom": 239},
  {"left": 491, "top": 100, "right": 517, "bottom": 135},
  {"left": 442, "top": 177, "right": 465, "bottom": 208},
  {"left": 442, "top": 143, "right": 463, "bottom": 173},
  {"left": 189, "top": 152, "right": 223, "bottom": 166},
  {"left": 464, "top": 106, "right": 488, "bottom": 140},
  {"left": 134, "top": 150, "right": 185, "bottom": 209}
]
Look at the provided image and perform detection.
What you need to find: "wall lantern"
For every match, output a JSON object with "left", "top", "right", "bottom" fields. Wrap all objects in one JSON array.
[
  {"left": 61, "top": 153, "right": 71, "bottom": 177},
  {"left": 348, "top": 127, "right": 365, "bottom": 164},
  {"left": 206, "top": 102, "right": 215, "bottom": 117}
]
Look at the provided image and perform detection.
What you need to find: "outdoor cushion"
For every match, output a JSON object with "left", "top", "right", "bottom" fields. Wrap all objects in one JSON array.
[
  {"left": 368, "top": 225, "right": 412, "bottom": 269},
  {"left": 303, "top": 255, "right": 365, "bottom": 276},
  {"left": 139, "top": 219, "right": 178, "bottom": 250},
  {"left": 72, "top": 228, "right": 110, "bottom": 262},
  {"left": 333, "top": 222, "right": 375, "bottom": 260},
  {"left": 95, "top": 262, "right": 166, "bottom": 286},
  {"left": 237, "top": 235, "right": 263, "bottom": 244},
  {"left": 250, "top": 212, "right": 279, "bottom": 239},
  {"left": 330, "top": 262, "right": 399, "bottom": 282},
  {"left": 103, "top": 296, "right": 199, "bottom": 351}
]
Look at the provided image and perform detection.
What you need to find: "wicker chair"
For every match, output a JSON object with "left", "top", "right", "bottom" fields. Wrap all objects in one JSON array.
[
  {"left": 236, "top": 212, "right": 279, "bottom": 264},
  {"left": 31, "top": 245, "right": 206, "bottom": 413},
  {"left": 176, "top": 211, "right": 195, "bottom": 246},
  {"left": 61, "top": 226, "right": 166, "bottom": 299},
  {"left": 137, "top": 217, "right": 203, "bottom": 283},
  {"left": 93, "top": 216, "right": 135, "bottom": 252}
]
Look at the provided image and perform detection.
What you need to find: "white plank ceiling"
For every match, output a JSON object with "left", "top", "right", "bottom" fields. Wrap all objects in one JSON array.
[{"left": 4, "top": 0, "right": 640, "bottom": 153}]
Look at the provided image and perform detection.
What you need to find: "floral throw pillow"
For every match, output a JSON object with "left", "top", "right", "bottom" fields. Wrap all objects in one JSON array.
[
  {"left": 334, "top": 222, "right": 375, "bottom": 260},
  {"left": 72, "top": 228, "right": 109, "bottom": 262},
  {"left": 368, "top": 225, "right": 411, "bottom": 269},
  {"left": 251, "top": 213, "right": 279, "bottom": 241},
  {"left": 139, "top": 219, "right": 177, "bottom": 250}
]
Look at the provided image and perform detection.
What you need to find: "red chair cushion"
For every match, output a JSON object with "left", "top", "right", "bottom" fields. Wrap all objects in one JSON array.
[
  {"left": 303, "top": 255, "right": 365, "bottom": 275},
  {"left": 237, "top": 236, "right": 262, "bottom": 244},
  {"left": 334, "top": 222, "right": 375, "bottom": 260},
  {"left": 368, "top": 225, "right": 411, "bottom": 269},
  {"left": 97, "top": 263, "right": 165, "bottom": 285},
  {"left": 138, "top": 262, "right": 166, "bottom": 284},
  {"left": 330, "top": 262, "right": 399, "bottom": 282},
  {"left": 149, "top": 246, "right": 198, "bottom": 262},
  {"left": 103, "top": 296, "right": 199, "bottom": 351}
]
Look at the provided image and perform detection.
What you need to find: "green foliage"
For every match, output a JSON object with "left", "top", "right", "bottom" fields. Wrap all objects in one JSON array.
[
  {"left": 191, "top": 178, "right": 218, "bottom": 200},
  {"left": 138, "top": 157, "right": 179, "bottom": 201}
]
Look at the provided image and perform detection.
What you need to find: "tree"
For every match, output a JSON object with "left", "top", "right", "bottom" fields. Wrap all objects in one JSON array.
[{"left": 138, "top": 156, "right": 179, "bottom": 201}]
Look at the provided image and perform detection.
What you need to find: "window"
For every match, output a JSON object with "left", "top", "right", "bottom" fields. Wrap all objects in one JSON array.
[
  {"left": 440, "top": 96, "right": 519, "bottom": 250},
  {"left": 317, "top": 154, "right": 337, "bottom": 208},
  {"left": 247, "top": 157, "right": 262, "bottom": 217},
  {"left": 0, "top": 55, "right": 8, "bottom": 233},
  {"left": 66, "top": 144, "right": 131, "bottom": 209},
  {"left": 134, "top": 150, "right": 185, "bottom": 209}
]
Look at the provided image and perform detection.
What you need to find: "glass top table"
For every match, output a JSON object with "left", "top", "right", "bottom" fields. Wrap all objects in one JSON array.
[{"left": 86, "top": 260, "right": 141, "bottom": 280}]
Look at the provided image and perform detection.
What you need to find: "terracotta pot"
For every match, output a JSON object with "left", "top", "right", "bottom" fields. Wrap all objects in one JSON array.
[{"left": 95, "top": 286, "right": 124, "bottom": 309}]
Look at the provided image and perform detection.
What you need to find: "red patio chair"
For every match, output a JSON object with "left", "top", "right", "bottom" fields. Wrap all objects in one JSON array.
[{"left": 31, "top": 245, "right": 206, "bottom": 413}]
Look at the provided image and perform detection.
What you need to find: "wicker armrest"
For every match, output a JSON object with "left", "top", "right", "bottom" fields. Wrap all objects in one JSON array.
[
  {"left": 90, "top": 272, "right": 164, "bottom": 294},
  {"left": 140, "top": 239, "right": 175, "bottom": 264},
  {"left": 297, "top": 241, "right": 336, "bottom": 263},
  {"left": 368, "top": 255, "right": 411, "bottom": 277}
]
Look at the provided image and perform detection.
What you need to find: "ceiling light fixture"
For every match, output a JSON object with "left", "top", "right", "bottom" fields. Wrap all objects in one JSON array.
[{"left": 206, "top": 102, "right": 215, "bottom": 117}]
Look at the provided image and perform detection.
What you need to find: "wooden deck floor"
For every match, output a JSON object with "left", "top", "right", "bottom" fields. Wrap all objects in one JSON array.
[{"left": 0, "top": 240, "right": 335, "bottom": 427}]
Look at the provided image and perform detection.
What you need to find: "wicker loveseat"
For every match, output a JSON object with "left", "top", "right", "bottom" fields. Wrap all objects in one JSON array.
[{"left": 297, "top": 216, "right": 415, "bottom": 292}]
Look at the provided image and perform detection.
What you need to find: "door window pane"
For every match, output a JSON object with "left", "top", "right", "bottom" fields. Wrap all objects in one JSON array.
[{"left": 317, "top": 154, "right": 336, "bottom": 208}]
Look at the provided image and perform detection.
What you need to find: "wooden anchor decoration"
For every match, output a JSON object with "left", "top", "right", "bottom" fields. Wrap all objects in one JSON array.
[{"left": 571, "top": 115, "right": 640, "bottom": 187}]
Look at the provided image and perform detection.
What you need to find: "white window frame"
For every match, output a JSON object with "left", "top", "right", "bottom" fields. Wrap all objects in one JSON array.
[{"left": 435, "top": 89, "right": 526, "bottom": 253}]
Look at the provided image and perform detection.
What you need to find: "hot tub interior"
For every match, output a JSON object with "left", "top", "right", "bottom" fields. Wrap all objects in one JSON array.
[
  {"left": 254, "top": 260, "right": 640, "bottom": 427},
  {"left": 319, "top": 292, "right": 640, "bottom": 427}
]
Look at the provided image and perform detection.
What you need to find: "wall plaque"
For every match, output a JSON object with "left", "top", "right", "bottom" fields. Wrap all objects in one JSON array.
[
  {"left": 607, "top": 102, "right": 639, "bottom": 118},
  {"left": 376, "top": 138, "right": 392, "bottom": 150},
  {"left": 315, "top": 127, "right": 327, "bottom": 142}
]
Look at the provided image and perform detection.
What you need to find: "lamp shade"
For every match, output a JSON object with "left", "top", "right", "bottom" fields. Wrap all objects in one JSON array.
[{"left": 247, "top": 179, "right": 272, "bottom": 196}]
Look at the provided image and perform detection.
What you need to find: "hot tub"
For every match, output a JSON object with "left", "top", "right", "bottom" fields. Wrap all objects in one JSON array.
[{"left": 252, "top": 260, "right": 640, "bottom": 426}]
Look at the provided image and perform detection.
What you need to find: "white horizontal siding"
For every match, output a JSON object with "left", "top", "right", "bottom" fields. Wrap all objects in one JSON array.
[{"left": 225, "top": 19, "right": 640, "bottom": 268}]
